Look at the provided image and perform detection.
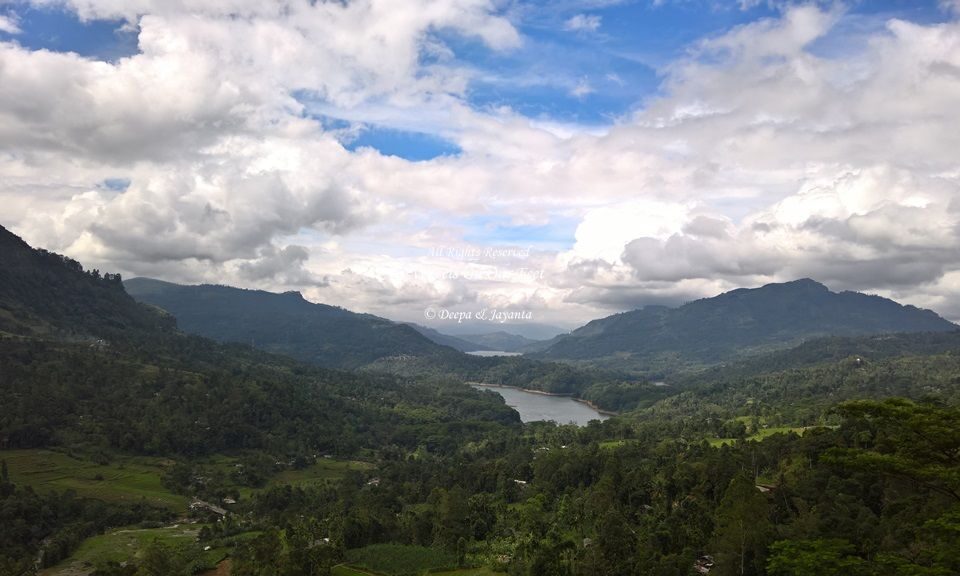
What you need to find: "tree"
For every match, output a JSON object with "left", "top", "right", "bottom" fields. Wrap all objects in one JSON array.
[
  {"left": 456, "top": 536, "right": 467, "bottom": 568},
  {"left": 284, "top": 518, "right": 339, "bottom": 576},
  {"left": 0, "top": 460, "right": 10, "bottom": 498},
  {"left": 598, "top": 510, "right": 635, "bottom": 575},
  {"left": 827, "top": 399, "right": 960, "bottom": 502},
  {"left": 712, "top": 474, "right": 772, "bottom": 576},
  {"left": 136, "top": 540, "right": 176, "bottom": 576},
  {"left": 767, "top": 539, "right": 869, "bottom": 576},
  {"left": 434, "top": 487, "right": 471, "bottom": 551},
  {"left": 234, "top": 529, "right": 283, "bottom": 576}
]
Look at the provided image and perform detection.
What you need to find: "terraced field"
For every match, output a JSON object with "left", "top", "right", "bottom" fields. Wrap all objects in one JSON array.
[
  {"left": 39, "top": 525, "right": 215, "bottom": 576},
  {"left": 706, "top": 426, "right": 815, "bottom": 447},
  {"left": 0, "top": 449, "right": 187, "bottom": 510},
  {"left": 269, "top": 458, "right": 375, "bottom": 488}
]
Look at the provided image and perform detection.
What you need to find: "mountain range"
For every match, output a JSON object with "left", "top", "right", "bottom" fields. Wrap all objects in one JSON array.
[
  {"left": 124, "top": 277, "right": 459, "bottom": 370},
  {"left": 533, "top": 278, "right": 957, "bottom": 373},
  {"left": 126, "top": 273, "right": 958, "bottom": 382},
  {"left": 121, "top": 277, "right": 626, "bottom": 404}
]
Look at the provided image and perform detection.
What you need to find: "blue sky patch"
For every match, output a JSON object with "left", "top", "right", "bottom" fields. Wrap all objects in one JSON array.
[
  {"left": 344, "top": 126, "right": 462, "bottom": 161},
  {"left": 99, "top": 178, "right": 131, "bottom": 192},
  {"left": 461, "top": 215, "right": 579, "bottom": 252},
  {"left": 6, "top": 5, "right": 138, "bottom": 61}
]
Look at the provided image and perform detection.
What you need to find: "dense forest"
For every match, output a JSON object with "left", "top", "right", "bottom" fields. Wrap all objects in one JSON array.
[
  {"left": 85, "top": 399, "right": 958, "bottom": 576},
  {"left": 2, "top": 225, "right": 960, "bottom": 575}
]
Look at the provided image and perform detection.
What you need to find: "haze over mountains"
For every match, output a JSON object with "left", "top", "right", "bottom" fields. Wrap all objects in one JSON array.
[
  {"left": 125, "top": 273, "right": 957, "bottom": 380},
  {"left": 404, "top": 324, "right": 542, "bottom": 353},
  {"left": 423, "top": 321, "right": 569, "bottom": 341},
  {"left": 122, "top": 274, "right": 626, "bottom": 407}
]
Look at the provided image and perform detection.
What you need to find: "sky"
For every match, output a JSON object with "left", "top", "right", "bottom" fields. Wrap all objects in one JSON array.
[{"left": 2, "top": 0, "right": 960, "bottom": 333}]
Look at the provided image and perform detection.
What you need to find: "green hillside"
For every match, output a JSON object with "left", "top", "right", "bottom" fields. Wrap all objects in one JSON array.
[
  {"left": 537, "top": 278, "right": 957, "bottom": 373},
  {"left": 4, "top": 226, "right": 960, "bottom": 576},
  {"left": 125, "top": 277, "right": 457, "bottom": 370}
]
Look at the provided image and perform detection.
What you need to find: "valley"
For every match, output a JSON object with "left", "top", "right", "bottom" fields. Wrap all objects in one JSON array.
[
  {"left": 5, "top": 3, "right": 960, "bottom": 575},
  {"left": 2, "top": 225, "right": 960, "bottom": 575}
]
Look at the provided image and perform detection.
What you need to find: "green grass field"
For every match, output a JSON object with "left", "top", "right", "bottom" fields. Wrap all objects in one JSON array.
[
  {"left": 707, "top": 426, "right": 813, "bottom": 447},
  {"left": 2, "top": 449, "right": 373, "bottom": 508},
  {"left": 269, "top": 458, "right": 374, "bottom": 488},
  {"left": 0, "top": 449, "right": 188, "bottom": 510},
  {"left": 4, "top": 448, "right": 379, "bottom": 574},
  {"left": 199, "top": 454, "right": 375, "bottom": 499},
  {"left": 39, "top": 524, "right": 221, "bottom": 576}
]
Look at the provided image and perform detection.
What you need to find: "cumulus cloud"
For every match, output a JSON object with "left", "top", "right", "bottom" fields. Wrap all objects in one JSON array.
[
  {"left": 3, "top": 2, "right": 960, "bottom": 326},
  {"left": 0, "top": 14, "right": 20, "bottom": 34},
  {"left": 237, "top": 244, "right": 323, "bottom": 286},
  {"left": 570, "top": 77, "right": 595, "bottom": 98},
  {"left": 548, "top": 6, "right": 960, "bottom": 319}
]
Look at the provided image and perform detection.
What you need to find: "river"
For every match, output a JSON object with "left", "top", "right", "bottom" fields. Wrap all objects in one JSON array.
[{"left": 470, "top": 383, "right": 609, "bottom": 426}]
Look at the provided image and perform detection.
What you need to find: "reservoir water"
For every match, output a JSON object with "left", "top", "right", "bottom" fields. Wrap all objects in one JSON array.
[{"left": 471, "top": 384, "right": 609, "bottom": 426}]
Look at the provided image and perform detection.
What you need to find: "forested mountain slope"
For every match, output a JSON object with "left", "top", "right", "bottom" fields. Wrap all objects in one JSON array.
[
  {"left": 125, "top": 277, "right": 460, "bottom": 370},
  {"left": 0, "top": 225, "right": 521, "bottom": 571},
  {"left": 123, "top": 277, "right": 637, "bottom": 406},
  {"left": 0, "top": 226, "right": 519, "bottom": 454},
  {"left": 0, "top": 227, "right": 172, "bottom": 339},
  {"left": 537, "top": 278, "right": 957, "bottom": 373}
]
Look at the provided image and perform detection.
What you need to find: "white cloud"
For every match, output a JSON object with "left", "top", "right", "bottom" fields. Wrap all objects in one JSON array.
[
  {"left": 0, "top": 14, "right": 19, "bottom": 34},
  {"left": 570, "top": 77, "right": 594, "bottom": 98},
  {"left": 564, "top": 13, "right": 601, "bottom": 33},
  {"left": 569, "top": 200, "right": 691, "bottom": 262},
  {"left": 605, "top": 72, "right": 625, "bottom": 85},
  {"left": 550, "top": 6, "right": 960, "bottom": 317},
  {"left": 3, "top": 3, "right": 960, "bottom": 327}
]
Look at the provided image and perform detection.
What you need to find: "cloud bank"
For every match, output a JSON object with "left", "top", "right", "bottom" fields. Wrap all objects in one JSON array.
[{"left": 2, "top": 1, "right": 960, "bottom": 327}]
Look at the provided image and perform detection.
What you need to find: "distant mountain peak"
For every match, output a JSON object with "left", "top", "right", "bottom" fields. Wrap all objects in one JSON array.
[
  {"left": 537, "top": 278, "right": 957, "bottom": 372},
  {"left": 775, "top": 278, "right": 828, "bottom": 290},
  {"left": 721, "top": 278, "right": 828, "bottom": 298}
]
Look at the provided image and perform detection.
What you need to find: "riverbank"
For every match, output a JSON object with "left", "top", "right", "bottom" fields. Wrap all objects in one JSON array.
[{"left": 468, "top": 382, "right": 618, "bottom": 417}]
